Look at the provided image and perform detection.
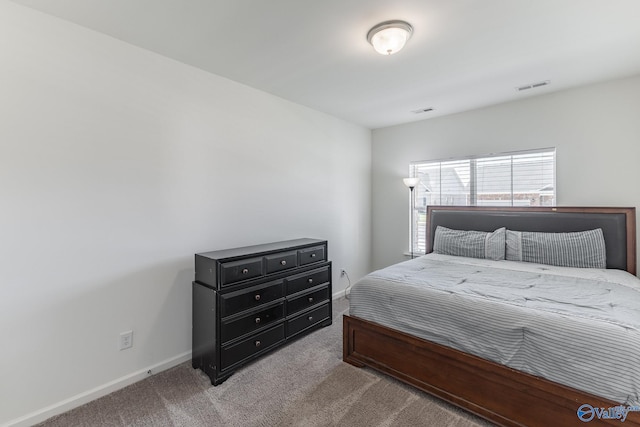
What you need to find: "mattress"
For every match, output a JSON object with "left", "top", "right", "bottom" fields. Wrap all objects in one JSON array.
[{"left": 349, "top": 253, "right": 640, "bottom": 405}]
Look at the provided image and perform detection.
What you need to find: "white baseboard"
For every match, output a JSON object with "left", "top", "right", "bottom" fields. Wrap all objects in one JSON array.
[
  {"left": 4, "top": 351, "right": 192, "bottom": 427},
  {"left": 332, "top": 288, "right": 348, "bottom": 300}
]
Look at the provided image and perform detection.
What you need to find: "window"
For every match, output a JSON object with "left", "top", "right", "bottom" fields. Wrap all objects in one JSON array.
[{"left": 409, "top": 148, "right": 556, "bottom": 254}]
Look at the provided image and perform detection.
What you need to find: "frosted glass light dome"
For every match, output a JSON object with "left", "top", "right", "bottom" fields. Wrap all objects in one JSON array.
[{"left": 367, "top": 20, "right": 413, "bottom": 55}]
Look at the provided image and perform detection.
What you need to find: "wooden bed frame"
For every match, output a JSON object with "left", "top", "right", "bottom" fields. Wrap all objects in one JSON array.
[{"left": 344, "top": 206, "right": 638, "bottom": 426}]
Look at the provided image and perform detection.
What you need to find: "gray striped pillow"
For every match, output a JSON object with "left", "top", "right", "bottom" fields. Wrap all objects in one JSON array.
[
  {"left": 433, "top": 226, "right": 506, "bottom": 260},
  {"left": 505, "top": 228, "right": 606, "bottom": 268}
]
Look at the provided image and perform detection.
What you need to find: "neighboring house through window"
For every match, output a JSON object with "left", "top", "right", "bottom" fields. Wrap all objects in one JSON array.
[{"left": 408, "top": 148, "right": 556, "bottom": 254}]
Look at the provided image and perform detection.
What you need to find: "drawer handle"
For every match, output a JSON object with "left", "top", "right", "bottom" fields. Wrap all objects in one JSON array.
[
  {"left": 255, "top": 340, "right": 261, "bottom": 347},
  {"left": 311, "top": 253, "right": 316, "bottom": 258},
  {"left": 308, "top": 316, "right": 314, "bottom": 321},
  {"left": 242, "top": 268, "right": 249, "bottom": 274},
  {"left": 308, "top": 297, "right": 314, "bottom": 303},
  {"left": 255, "top": 317, "right": 261, "bottom": 324},
  {"left": 307, "top": 278, "right": 313, "bottom": 284},
  {"left": 254, "top": 294, "right": 261, "bottom": 301},
  {"left": 280, "top": 260, "right": 287, "bottom": 266}
]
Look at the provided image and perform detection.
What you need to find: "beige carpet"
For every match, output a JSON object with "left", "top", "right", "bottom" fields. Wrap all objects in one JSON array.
[
  {"left": 37, "top": 298, "right": 493, "bottom": 427},
  {"left": 274, "top": 363, "right": 484, "bottom": 427}
]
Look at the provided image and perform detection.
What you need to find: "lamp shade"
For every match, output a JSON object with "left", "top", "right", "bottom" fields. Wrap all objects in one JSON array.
[
  {"left": 403, "top": 177, "right": 420, "bottom": 189},
  {"left": 367, "top": 20, "right": 413, "bottom": 55}
]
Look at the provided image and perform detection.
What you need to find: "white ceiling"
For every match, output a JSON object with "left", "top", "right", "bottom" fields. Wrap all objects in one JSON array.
[{"left": 10, "top": 0, "right": 640, "bottom": 129}]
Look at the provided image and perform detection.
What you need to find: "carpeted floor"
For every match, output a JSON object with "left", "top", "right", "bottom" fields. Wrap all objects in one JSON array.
[{"left": 37, "top": 298, "right": 493, "bottom": 426}]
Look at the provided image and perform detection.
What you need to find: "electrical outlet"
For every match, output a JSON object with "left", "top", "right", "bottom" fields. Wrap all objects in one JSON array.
[
  {"left": 119, "top": 330, "right": 133, "bottom": 351},
  {"left": 340, "top": 269, "right": 346, "bottom": 277}
]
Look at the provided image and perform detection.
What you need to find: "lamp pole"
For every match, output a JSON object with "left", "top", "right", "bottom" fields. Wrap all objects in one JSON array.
[{"left": 403, "top": 177, "right": 420, "bottom": 259}]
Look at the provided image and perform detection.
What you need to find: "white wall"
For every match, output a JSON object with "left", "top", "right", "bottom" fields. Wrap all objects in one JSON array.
[
  {"left": 0, "top": 2, "right": 371, "bottom": 425},
  {"left": 372, "top": 75, "right": 640, "bottom": 270}
]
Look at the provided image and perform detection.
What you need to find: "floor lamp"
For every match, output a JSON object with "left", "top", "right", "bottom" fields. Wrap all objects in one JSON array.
[{"left": 403, "top": 177, "right": 420, "bottom": 259}]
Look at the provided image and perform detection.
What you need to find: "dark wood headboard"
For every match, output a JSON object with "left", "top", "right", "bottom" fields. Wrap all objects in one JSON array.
[{"left": 426, "top": 206, "right": 636, "bottom": 275}]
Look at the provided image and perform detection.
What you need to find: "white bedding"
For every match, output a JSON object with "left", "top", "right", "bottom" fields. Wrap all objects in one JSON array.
[{"left": 349, "top": 253, "right": 640, "bottom": 405}]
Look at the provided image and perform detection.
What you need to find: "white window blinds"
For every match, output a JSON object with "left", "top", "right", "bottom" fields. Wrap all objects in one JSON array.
[{"left": 409, "top": 148, "right": 556, "bottom": 254}]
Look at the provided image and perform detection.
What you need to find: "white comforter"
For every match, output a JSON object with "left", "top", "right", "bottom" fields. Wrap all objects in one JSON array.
[{"left": 349, "top": 254, "right": 640, "bottom": 405}]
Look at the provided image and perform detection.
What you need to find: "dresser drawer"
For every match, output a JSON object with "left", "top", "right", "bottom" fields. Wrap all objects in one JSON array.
[
  {"left": 298, "top": 246, "right": 326, "bottom": 265},
  {"left": 286, "top": 266, "right": 330, "bottom": 295},
  {"left": 220, "top": 280, "right": 284, "bottom": 318},
  {"left": 287, "top": 286, "right": 330, "bottom": 316},
  {"left": 221, "top": 302, "right": 284, "bottom": 343},
  {"left": 286, "top": 303, "right": 330, "bottom": 337},
  {"left": 220, "top": 257, "right": 263, "bottom": 286},
  {"left": 265, "top": 251, "right": 298, "bottom": 274},
  {"left": 220, "top": 324, "right": 285, "bottom": 370}
]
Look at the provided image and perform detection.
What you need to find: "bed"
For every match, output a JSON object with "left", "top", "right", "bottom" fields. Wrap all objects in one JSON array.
[{"left": 343, "top": 206, "right": 639, "bottom": 426}]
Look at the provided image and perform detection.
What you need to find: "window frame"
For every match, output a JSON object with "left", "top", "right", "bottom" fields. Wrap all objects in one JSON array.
[{"left": 408, "top": 147, "right": 556, "bottom": 255}]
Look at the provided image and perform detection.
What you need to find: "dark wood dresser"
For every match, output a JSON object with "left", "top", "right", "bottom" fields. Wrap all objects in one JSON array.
[{"left": 192, "top": 238, "right": 332, "bottom": 385}]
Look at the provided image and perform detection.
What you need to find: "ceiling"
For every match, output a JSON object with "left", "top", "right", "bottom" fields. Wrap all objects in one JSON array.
[{"left": 10, "top": 0, "right": 640, "bottom": 129}]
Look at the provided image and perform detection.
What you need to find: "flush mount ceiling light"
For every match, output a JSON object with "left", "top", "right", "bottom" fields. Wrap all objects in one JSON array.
[{"left": 367, "top": 20, "right": 413, "bottom": 55}]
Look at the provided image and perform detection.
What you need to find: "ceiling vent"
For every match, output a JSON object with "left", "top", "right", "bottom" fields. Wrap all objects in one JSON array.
[
  {"left": 412, "top": 107, "right": 434, "bottom": 114},
  {"left": 516, "top": 80, "right": 551, "bottom": 92}
]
